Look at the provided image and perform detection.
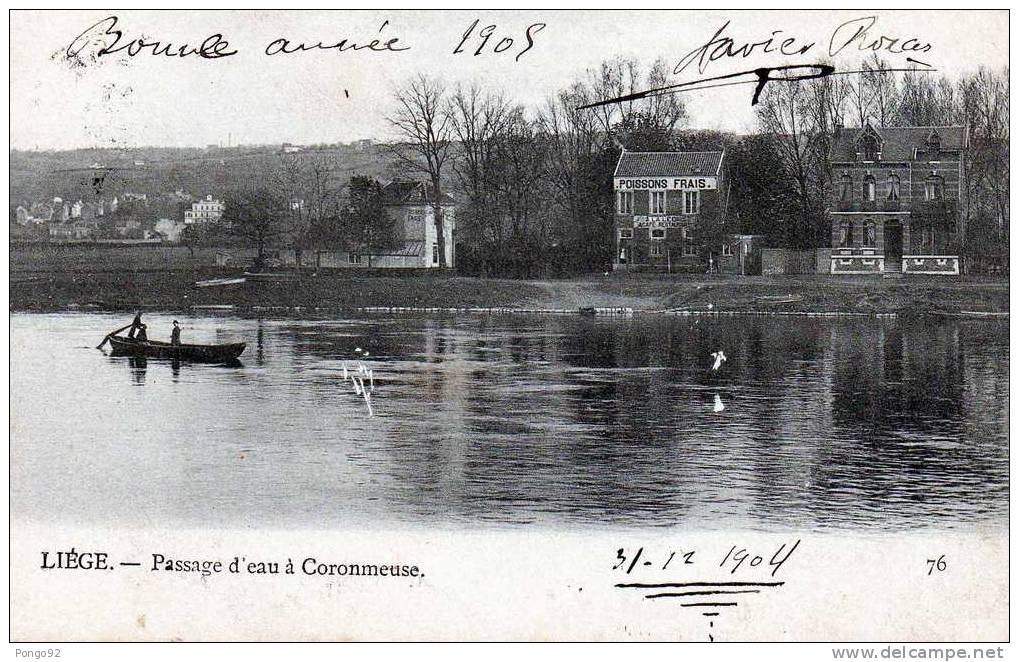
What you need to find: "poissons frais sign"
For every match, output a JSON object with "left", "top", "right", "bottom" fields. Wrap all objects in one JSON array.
[{"left": 614, "top": 177, "right": 717, "bottom": 190}]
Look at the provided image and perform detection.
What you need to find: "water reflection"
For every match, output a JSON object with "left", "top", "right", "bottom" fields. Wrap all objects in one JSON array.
[
  {"left": 128, "top": 356, "right": 147, "bottom": 385},
  {"left": 9, "top": 312, "right": 1009, "bottom": 531}
]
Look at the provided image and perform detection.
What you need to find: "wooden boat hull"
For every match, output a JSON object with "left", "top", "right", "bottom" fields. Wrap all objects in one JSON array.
[{"left": 108, "top": 335, "right": 245, "bottom": 362}]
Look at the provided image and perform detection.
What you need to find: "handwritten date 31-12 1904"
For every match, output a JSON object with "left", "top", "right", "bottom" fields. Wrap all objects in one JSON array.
[{"left": 614, "top": 540, "right": 801, "bottom": 577}]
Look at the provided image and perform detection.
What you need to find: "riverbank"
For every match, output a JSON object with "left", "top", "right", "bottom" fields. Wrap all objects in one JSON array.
[{"left": 9, "top": 265, "right": 1010, "bottom": 316}]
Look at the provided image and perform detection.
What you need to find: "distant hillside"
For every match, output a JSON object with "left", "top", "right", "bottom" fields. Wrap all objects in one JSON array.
[{"left": 9, "top": 144, "right": 409, "bottom": 208}]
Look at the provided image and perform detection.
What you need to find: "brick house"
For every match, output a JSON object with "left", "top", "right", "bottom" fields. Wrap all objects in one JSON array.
[
  {"left": 612, "top": 151, "right": 730, "bottom": 272},
  {"left": 829, "top": 123, "right": 968, "bottom": 275}
]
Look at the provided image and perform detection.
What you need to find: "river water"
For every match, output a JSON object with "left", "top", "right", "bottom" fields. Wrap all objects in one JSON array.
[{"left": 9, "top": 311, "right": 1009, "bottom": 531}]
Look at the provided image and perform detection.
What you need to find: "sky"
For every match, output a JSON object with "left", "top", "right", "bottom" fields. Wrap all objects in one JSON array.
[{"left": 9, "top": 9, "right": 1009, "bottom": 150}]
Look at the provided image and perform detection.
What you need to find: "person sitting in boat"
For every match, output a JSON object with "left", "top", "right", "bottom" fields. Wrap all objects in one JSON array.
[
  {"left": 135, "top": 324, "right": 148, "bottom": 342},
  {"left": 171, "top": 320, "right": 181, "bottom": 346},
  {"left": 127, "top": 312, "right": 144, "bottom": 339}
]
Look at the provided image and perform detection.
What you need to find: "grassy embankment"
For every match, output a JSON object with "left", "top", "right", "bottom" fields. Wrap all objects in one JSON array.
[{"left": 9, "top": 243, "right": 1010, "bottom": 315}]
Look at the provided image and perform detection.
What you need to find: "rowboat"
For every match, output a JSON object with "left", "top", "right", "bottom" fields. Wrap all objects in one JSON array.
[{"left": 107, "top": 335, "right": 246, "bottom": 362}]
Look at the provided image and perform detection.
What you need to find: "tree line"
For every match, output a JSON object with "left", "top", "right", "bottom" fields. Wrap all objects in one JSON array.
[
  {"left": 388, "top": 56, "right": 1008, "bottom": 276},
  {"left": 752, "top": 56, "right": 1008, "bottom": 257},
  {"left": 195, "top": 56, "right": 1008, "bottom": 276}
]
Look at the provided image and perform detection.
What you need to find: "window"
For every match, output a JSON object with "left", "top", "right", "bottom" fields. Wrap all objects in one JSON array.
[
  {"left": 682, "top": 190, "right": 700, "bottom": 215},
  {"left": 650, "top": 228, "right": 666, "bottom": 239},
  {"left": 863, "top": 175, "right": 876, "bottom": 202},
  {"left": 839, "top": 175, "right": 852, "bottom": 201},
  {"left": 619, "top": 228, "right": 633, "bottom": 240},
  {"left": 432, "top": 244, "right": 439, "bottom": 264},
  {"left": 887, "top": 175, "right": 900, "bottom": 201},
  {"left": 348, "top": 253, "right": 361, "bottom": 264},
  {"left": 649, "top": 191, "right": 666, "bottom": 215},
  {"left": 649, "top": 240, "right": 663, "bottom": 257},
  {"left": 927, "top": 133, "right": 941, "bottom": 156},
  {"left": 840, "top": 221, "right": 854, "bottom": 247},
  {"left": 860, "top": 134, "right": 880, "bottom": 161},
  {"left": 924, "top": 175, "right": 944, "bottom": 201},
  {"left": 721, "top": 243, "right": 733, "bottom": 256},
  {"left": 616, "top": 191, "right": 633, "bottom": 215},
  {"left": 682, "top": 242, "right": 698, "bottom": 257},
  {"left": 864, "top": 221, "right": 876, "bottom": 247}
]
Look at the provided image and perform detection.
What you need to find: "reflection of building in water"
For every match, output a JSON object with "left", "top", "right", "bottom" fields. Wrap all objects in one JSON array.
[
  {"left": 129, "top": 356, "right": 147, "bottom": 386},
  {"left": 822, "top": 318, "right": 1007, "bottom": 525},
  {"left": 830, "top": 320, "right": 964, "bottom": 429},
  {"left": 255, "top": 314, "right": 1005, "bottom": 528}
]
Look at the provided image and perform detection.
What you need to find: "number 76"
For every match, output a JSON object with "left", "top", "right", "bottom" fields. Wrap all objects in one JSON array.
[{"left": 926, "top": 555, "right": 947, "bottom": 575}]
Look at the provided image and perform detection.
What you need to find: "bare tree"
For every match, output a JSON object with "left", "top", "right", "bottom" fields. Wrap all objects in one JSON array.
[
  {"left": 337, "top": 176, "right": 400, "bottom": 268},
  {"left": 756, "top": 80, "right": 828, "bottom": 248},
  {"left": 895, "top": 69, "right": 958, "bottom": 126},
  {"left": 582, "top": 57, "right": 688, "bottom": 149},
  {"left": 536, "top": 83, "right": 602, "bottom": 263},
  {"left": 805, "top": 62, "right": 850, "bottom": 189},
  {"left": 448, "top": 84, "right": 516, "bottom": 252},
  {"left": 222, "top": 184, "right": 292, "bottom": 270},
  {"left": 959, "top": 66, "right": 1009, "bottom": 248},
  {"left": 490, "top": 109, "right": 549, "bottom": 242},
  {"left": 387, "top": 75, "right": 453, "bottom": 268},
  {"left": 846, "top": 54, "right": 899, "bottom": 127},
  {"left": 272, "top": 154, "right": 312, "bottom": 268}
]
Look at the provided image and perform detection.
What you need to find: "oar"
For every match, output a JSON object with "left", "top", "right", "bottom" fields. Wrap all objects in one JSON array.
[{"left": 97, "top": 323, "right": 134, "bottom": 350}]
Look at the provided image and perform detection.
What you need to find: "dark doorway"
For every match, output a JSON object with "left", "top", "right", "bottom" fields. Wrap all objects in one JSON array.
[{"left": 884, "top": 223, "right": 903, "bottom": 272}]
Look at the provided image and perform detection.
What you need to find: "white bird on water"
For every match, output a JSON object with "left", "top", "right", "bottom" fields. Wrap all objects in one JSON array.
[
  {"left": 713, "top": 392, "right": 725, "bottom": 413},
  {"left": 710, "top": 350, "right": 727, "bottom": 371},
  {"left": 341, "top": 347, "right": 376, "bottom": 416}
]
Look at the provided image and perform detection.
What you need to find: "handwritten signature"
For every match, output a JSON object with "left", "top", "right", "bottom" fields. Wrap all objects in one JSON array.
[
  {"left": 675, "top": 15, "right": 932, "bottom": 76},
  {"left": 578, "top": 14, "right": 934, "bottom": 110}
]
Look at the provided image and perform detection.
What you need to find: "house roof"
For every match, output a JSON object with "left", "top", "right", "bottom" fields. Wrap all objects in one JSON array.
[
  {"left": 378, "top": 241, "right": 424, "bottom": 257},
  {"left": 831, "top": 125, "right": 968, "bottom": 162},
  {"left": 614, "top": 151, "right": 724, "bottom": 178},
  {"left": 381, "top": 181, "right": 455, "bottom": 206}
]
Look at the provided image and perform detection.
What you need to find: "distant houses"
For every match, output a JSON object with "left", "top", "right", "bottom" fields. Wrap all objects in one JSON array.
[
  {"left": 12, "top": 188, "right": 216, "bottom": 244},
  {"left": 184, "top": 195, "right": 225, "bottom": 225}
]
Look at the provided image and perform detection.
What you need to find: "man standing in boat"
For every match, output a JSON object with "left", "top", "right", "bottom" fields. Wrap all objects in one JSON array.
[
  {"left": 171, "top": 320, "right": 181, "bottom": 346},
  {"left": 127, "top": 311, "right": 144, "bottom": 339}
]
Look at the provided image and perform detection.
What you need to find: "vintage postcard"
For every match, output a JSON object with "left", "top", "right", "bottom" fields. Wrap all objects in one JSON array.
[{"left": 7, "top": 7, "right": 1011, "bottom": 653}]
